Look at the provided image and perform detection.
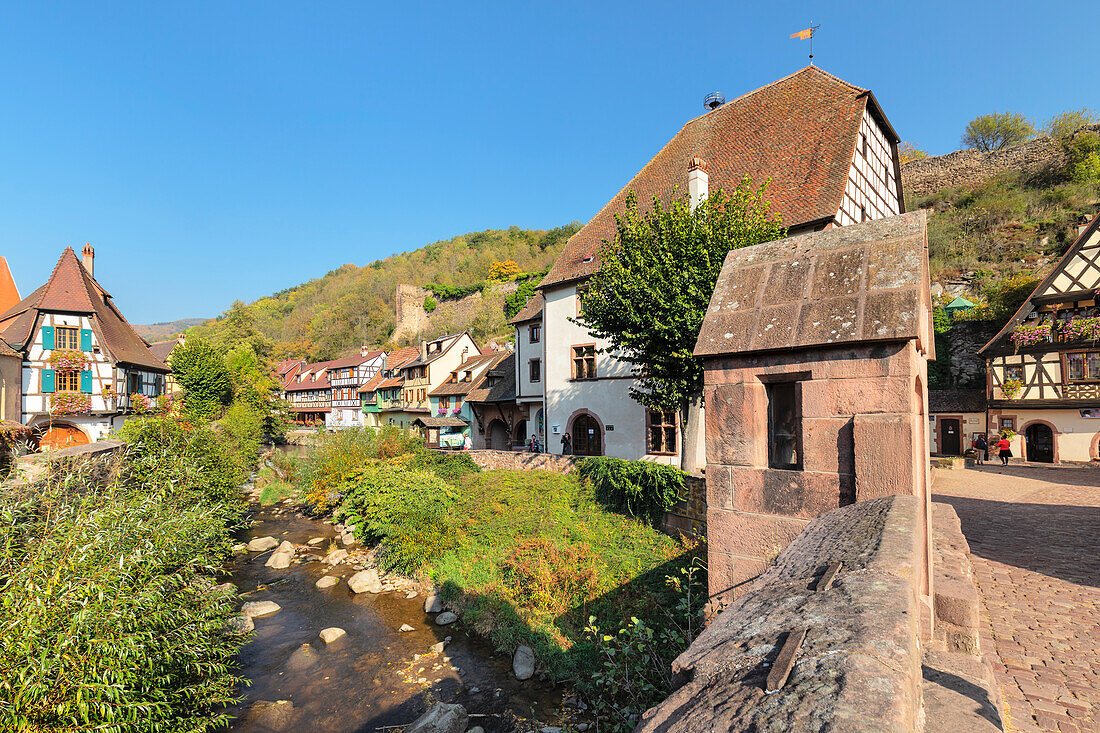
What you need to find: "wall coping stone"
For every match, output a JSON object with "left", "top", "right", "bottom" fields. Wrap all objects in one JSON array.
[
  {"left": 4, "top": 440, "right": 126, "bottom": 489},
  {"left": 637, "top": 495, "right": 923, "bottom": 732}
]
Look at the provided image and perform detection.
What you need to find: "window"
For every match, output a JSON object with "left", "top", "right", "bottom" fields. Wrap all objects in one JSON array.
[
  {"left": 1005, "top": 365, "right": 1024, "bottom": 382},
  {"left": 860, "top": 133, "right": 867, "bottom": 157},
  {"left": 572, "top": 345, "right": 596, "bottom": 380},
  {"left": 1066, "top": 352, "right": 1100, "bottom": 382},
  {"left": 529, "top": 324, "right": 541, "bottom": 343},
  {"left": 440, "top": 396, "right": 450, "bottom": 408},
  {"left": 647, "top": 410, "right": 677, "bottom": 455},
  {"left": 129, "top": 372, "right": 142, "bottom": 394},
  {"left": 767, "top": 382, "right": 802, "bottom": 470},
  {"left": 860, "top": 205, "right": 868, "bottom": 223},
  {"left": 57, "top": 370, "right": 79, "bottom": 392},
  {"left": 530, "top": 358, "right": 541, "bottom": 383},
  {"left": 55, "top": 326, "right": 79, "bottom": 350},
  {"left": 454, "top": 396, "right": 462, "bottom": 409}
]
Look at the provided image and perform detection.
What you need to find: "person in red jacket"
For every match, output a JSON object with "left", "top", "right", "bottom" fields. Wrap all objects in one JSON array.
[{"left": 995, "top": 434, "right": 1013, "bottom": 466}]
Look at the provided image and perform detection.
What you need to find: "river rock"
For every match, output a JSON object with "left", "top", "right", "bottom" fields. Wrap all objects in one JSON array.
[
  {"left": 275, "top": 540, "right": 295, "bottom": 555},
  {"left": 265, "top": 551, "right": 292, "bottom": 569},
  {"left": 430, "top": 641, "right": 447, "bottom": 653},
  {"left": 467, "top": 727, "right": 484, "bottom": 733},
  {"left": 404, "top": 702, "right": 468, "bottom": 733},
  {"left": 435, "top": 611, "right": 457, "bottom": 626},
  {"left": 319, "top": 627, "right": 346, "bottom": 644},
  {"left": 248, "top": 536, "right": 279, "bottom": 552},
  {"left": 399, "top": 623, "right": 415, "bottom": 632},
  {"left": 323, "top": 549, "right": 348, "bottom": 565},
  {"left": 513, "top": 645, "right": 535, "bottom": 680},
  {"left": 424, "top": 592, "right": 444, "bottom": 613},
  {"left": 315, "top": 575, "right": 339, "bottom": 589},
  {"left": 227, "top": 614, "right": 254, "bottom": 634},
  {"left": 307, "top": 537, "right": 326, "bottom": 546},
  {"left": 286, "top": 644, "right": 319, "bottom": 671},
  {"left": 232, "top": 543, "right": 249, "bottom": 554},
  {"left": 348, "top": 568, "right": 382, "bottom": 594},
  {"left": 249, "top": 700, "right": 295, "bottom": 730},
  {"left": 340, "top": 533, "right": 356, "bottom": 546},
  {"left": 242, "top": 600, "right": 281, "bottom": 618},
  {"left": 405, "top": 590, "right": 418, "bottom": 599}
]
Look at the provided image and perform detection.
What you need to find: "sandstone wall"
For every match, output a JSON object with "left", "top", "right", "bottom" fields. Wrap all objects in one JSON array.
[
  {"left": 638, "top": 496, "right": 926, "bottom": 732},
  {"left": 393, "top": 281, "right": 521, "bottom": 343},
  {"left": 901, "top": 124, "right": 1100, "bottom": 198},
  {"left": 4, "top": 440, "right": 125, "bottom": 492}
]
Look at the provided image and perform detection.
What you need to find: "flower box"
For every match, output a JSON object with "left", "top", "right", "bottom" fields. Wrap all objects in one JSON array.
[
  {"left": 1010, "top": 322, "right": 1051, "bottom": 348},
  {"left": 48, "top": 350, "right": 88, "bottom": 372},
  {"left": 130, "top": 393, "right": 153, "bottom": 414},
  {"left": 51, "top": 391, "right": 90, "bottom": 414},
  {"left": 1061, "top": 316, "right": 1100, "bottom": 342}
]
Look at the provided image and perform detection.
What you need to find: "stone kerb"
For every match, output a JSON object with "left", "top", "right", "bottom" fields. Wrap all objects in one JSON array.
[{"left": 637, "top": 496, "right": 925, "bottom": 733}]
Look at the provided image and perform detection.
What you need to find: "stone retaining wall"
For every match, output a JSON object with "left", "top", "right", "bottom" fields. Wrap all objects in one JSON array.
[
  {"left": 5, "top": 440, "right": 126, "bottom": 490},
  {"left": 637, "top": 496, "right": 926, "bottom": 732},
  {"left": 463, "top": 449, "right": 582, "bottom": 473}
]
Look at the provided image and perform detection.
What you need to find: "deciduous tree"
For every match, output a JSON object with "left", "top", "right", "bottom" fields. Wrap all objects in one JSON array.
[
  {"left": 962, "top": 112, "right": 1034, "bottom": 152},
  {"left": 578, "top": 180, "right": 786, "bottom": 472},
  {"left": 168, "top": 339, "right": 233, "bottom": 420},
  {"left": 1043, "top": 108, "right": 1098, "bottom": 140}
]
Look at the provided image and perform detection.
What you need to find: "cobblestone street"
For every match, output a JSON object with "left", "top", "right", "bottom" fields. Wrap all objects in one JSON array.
[{"left": 934, "top": 466, "right": 1100, "bottom": 733}]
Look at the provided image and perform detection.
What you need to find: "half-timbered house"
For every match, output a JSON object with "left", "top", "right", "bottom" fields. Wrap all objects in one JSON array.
[
  {"left": 978, "top": 213, "right": 1100, "bottom": 462},
  {"left": 0, "top": 245, "right": 169, "bottom": 448},
  {"left": 326, "top": 348, "right": 386, "bottom": 428}
]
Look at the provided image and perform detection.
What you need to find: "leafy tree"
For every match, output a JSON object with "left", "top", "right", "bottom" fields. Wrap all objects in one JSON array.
[
  {"left": 488, "top": 259, "right": 521, "bottom": 281},
  {"left": 505, "top": 280, "right": 537, "bottom": 320},
  {"left": 168, "top": 339, "right": 233, "bottom": 420},
  {"left": 898, "top": 142, "right": 928, "bottom": 164},
  {"left": 962, "top": 112, "right": 1034, "bottom": 152},
  {"left": 1062, "top": 131, "right": 1100, "bottom": 186},
  {"left": 1043, "top": 108, "right": 1098, "bottom": 140},
  {"left": 578, "top": 180, "right": 786, "bottom": 472}
]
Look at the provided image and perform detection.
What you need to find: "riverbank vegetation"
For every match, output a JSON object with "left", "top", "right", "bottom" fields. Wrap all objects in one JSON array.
[{"left": 291, "top": 428, "right": 704, "bottom": 729}]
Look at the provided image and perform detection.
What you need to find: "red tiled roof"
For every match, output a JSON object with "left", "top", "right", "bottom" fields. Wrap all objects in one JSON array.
[
  {"left": 508, "top": 292, "right": 543, "bottom": 324},
  {"left": 541, "top": 66, "right": 897, "bottom": 289},
  {"left": 0, "top": 257, "right": 20, "bottom": 315},
  {"left": 376, "top": 376, "right": 405, "bottom": 389},
  {"left": 0, "top": 247, "right": 169, "bottom": 371},
  {"left": 357, "top": 371, "right": 386, "bottom": 394},
  {"left": 149, "top": 339, "right": 178, "bottom": 362},
  {"left": 429, "top": 352, "right": 507, "bottom": 397},
  {"left": 285, "top": 372, "right": 331, "bottom": 392}
]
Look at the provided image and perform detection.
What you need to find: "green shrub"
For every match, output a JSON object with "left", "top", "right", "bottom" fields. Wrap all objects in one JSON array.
[
  {"left": 335, "top": 463, "right": 457, "bottom": 573},
  {"left": 408, "top": 448, "right": 481, "bottom": 485},
  {"left": 1064, "top": 131, "right": 1100, "bottom": 186},
  {"left": 423, "top": 295, "right": 438, "bottom": 313},
  {"left": 576, "top": 457, "right": 685, "bottom": 527},
  {"left": 504, "top": 280, "right": 537, "bottom": 320},
  {"left": 167, "top": 339, "right": 233, "bottom": 421},
  {"left": 1044, "top": 108, "right": 1098, "bottom": 140},
  {"left": 0, "top": 425, "right": 252, "bottom": 731},
  {"left": 961, "top": 111, "right": 1034, "bottom": 152}
]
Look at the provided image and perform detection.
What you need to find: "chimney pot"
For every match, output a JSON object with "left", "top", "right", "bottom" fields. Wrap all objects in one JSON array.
[
  {"left": 82, "top": 243, "right": 94, "bottom": 277},
  {"left": 688, "top": 159, "right": 709, "bottom": 211}
]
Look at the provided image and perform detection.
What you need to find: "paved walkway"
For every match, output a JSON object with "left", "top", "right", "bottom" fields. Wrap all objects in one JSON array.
[{"left": 934, "top": 466, "right": 1100, "bottom": 733}]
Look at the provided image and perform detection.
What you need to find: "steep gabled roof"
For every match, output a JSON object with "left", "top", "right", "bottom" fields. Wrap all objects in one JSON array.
[
  {"left": 0, "top": 257, "right": 20, "bottom": 314},
  {"left": 0, "top": 247, "right": 168, "bottom": 371},
  {"left": 508, "top": 292, "right": 544, "bottom": 325},
  {"left": 542, "top": 66, "right": 899, "bottom": 289},
  {"left": 466, "top": 353, "right": 516, "bottom": 403},
  {"left": 429, "top": 352, "right": 507, "bottom": 397},
  {"left": 979, "top": 212, "right": 1100, "bottom": 356}
]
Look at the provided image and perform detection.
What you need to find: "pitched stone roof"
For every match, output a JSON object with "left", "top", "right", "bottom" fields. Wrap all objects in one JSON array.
[
  {"left": 0, "top": 247, "right": 169, "bottom": 371},
  {"left": 928, "top": 389, "right": 986, "bottom": 414},
  {"left": 695, "top": 211, "right": 930, "bottom": 357},
  {"left": 542, "top": 66, "right": 899, "bottom": 290},
  {"left": 508, "top": 293, "right": 544, "bottom": 324},
  {"left": 149, "top": 339, "right": 179, "bottom": 362}
]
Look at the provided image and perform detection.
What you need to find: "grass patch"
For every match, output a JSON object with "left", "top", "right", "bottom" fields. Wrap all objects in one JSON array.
[{"left": 258, "top": 479, "right": 296, "bottom": 505}]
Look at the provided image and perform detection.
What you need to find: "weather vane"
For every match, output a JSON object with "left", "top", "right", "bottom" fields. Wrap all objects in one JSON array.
[{"left": 790, "top": 23, "right": 821, "bottom": 65}]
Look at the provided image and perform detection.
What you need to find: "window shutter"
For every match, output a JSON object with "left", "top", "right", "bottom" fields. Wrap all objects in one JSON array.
[
  {"left": 80, "top": 370, "right": 93, "bottom": 394},
  {"left": 42, "top": 369, "right": 55, "bottom": 393},
  {"left": 80, "top": 329, "right": 93, "bottom": 351},
  {"left": 41, "top": 326, "right": 54, "bottom": 350}
]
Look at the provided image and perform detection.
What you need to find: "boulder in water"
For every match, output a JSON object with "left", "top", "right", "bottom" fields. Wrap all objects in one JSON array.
[
  {"left": 247, "top": 536, "right": 279, "bottom": 552},
  {"left": 434, "top": 611, "right": 458, "bottom": 626},
  {"left": 348, "top": 568, "right": 382, "bottom": 594},
  {"left": 319, "top": 627, "right": 346, "bottom": 644},
  {"left": 241, "top": 600, "right": 281, "bottom": 618},
  {"left": 404, "top": 702, "right": 468, "bottom": 733},
  {"left": 315, "top": 575, "right": 339, "bottom": 589},
  {"left": 424, "top": 592, "right": 444, "bottom": 613},
  {"left": 513, "top": 645, "right": 535, "bottom": 680}
]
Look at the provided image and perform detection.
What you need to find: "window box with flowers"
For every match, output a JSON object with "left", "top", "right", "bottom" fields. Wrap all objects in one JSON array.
[
  {"left": 1000, "top": 378, "right": 1024, "bottom": 400},
  {"left": 130, "top": 393, "right": 153, "bottom": 414},
  {"left": 1010, "top": 322, "right": 1052, "bottom": 349},
  {"left": 48, "top": 350, "right": 89, "bottom": 372},
  {"left": 1061, "top": 316, "right": 1100, "bottom": 343},
  {"left": 51, "top": 391, "right": 91, "bottom": 414}
]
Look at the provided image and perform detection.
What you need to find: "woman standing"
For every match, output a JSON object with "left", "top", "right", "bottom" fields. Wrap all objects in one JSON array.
[
  {"left": 995, "top": 433, "right": 1012, "bottom": 466},
  {"left": 560, "top": 432, "right": 572, "bottom": 456}
]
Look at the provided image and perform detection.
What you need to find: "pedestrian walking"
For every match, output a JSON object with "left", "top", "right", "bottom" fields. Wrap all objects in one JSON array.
[
  {"left": 995, "top": 434, "right": 1012, "bottom": 466},
  {"left": 972, "top": 434, "right": 988, "bottom": 465}
]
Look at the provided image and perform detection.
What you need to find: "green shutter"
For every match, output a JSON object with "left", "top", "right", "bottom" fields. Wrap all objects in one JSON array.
[
  {"left": 42, "top": 369, "right": 55, "bottom": 393},
  {"left": 41, "top": 326, "right": 54, "bottom": 350},
  {"left": 80, "top": 370, "right": 93, "bottom": 393},
  {"left": 80, "top": 329, "right": 93, "bottom": 351}
]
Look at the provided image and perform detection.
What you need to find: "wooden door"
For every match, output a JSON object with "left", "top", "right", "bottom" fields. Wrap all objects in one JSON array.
[
  {"left": 488, "top": 421, "right": 510, "bottom": 451},
  {"left": 940, "top": 419, "right": 961, "bottom": 456},
  {"left": 572, "top": 414, "right": 602, "bottom": 456},
  {"left": 1025, "top": 423, "right": 1054, "bottom": 463},
  {"left": 39, "top": 424, "right": 89, "bottom": 451}
]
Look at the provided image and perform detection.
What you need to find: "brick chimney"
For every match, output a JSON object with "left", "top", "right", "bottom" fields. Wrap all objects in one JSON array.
[
  {"left": 688, "top": 157, "right": 709, "bottom": 211},
  {"left": 82, "top": 243, "right": 94, "bottom": 277}
]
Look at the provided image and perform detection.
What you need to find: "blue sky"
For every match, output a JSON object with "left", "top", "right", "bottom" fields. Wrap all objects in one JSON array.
[{"left": 1, "top": 1, "right": 1096, "bottom": 324}]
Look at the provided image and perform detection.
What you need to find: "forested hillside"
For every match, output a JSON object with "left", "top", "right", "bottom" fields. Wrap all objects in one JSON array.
[{"left": 188, "top": 224, "right": 579, "bottom": 361}]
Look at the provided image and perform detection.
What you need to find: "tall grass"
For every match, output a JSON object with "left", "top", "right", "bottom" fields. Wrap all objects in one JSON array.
[{"left": 0, "top": 413, "right": 261, "bottom": 731}]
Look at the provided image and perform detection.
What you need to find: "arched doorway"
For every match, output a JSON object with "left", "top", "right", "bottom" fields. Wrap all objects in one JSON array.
[
  {"left": 487, "top": 420, "right": 510, "bottom": 451},
  {"left": 1024, "top": 422, "right": 1054, "bottom": 463},
  {"left": 39, "top": 423, "right": 90, "bottom": 451},
  {"left": 572, "top": 413, "right": 603, "bottom": 456},
  {"left": 514, "top": 421, "right": 527, "bottom": 447}
]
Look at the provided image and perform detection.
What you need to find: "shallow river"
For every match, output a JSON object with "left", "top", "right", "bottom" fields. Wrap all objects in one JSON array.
[{"left": 223, "top": 503, "right": 563, "bottom": 732}]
